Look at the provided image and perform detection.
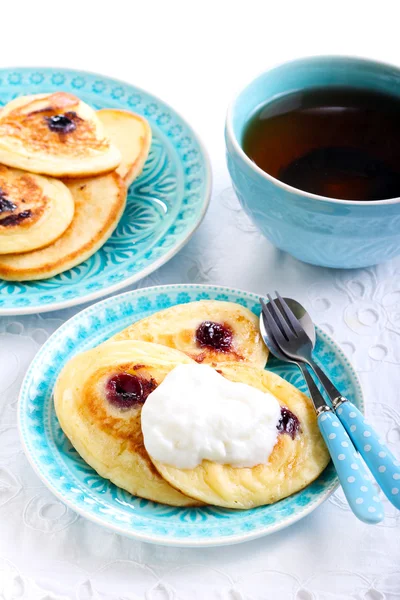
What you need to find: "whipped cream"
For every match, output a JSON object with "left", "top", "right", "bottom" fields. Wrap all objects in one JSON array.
[{"left": 141, "top": 364, "right": 281, "bottom": 469}]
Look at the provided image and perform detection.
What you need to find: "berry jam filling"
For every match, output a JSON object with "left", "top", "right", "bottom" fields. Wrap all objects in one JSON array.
[
  {"left": 106, "top": 373, "right": 157, "bottom": 410},
  {"left": 195, "top": 321, "right": 233, "bottom": 352},
  {"left": 0, "top": 190, "right": 16, "bottom": 213},
  {"left": 0, "top": 210, "right": 31, "bottom": 226},
  {"left": 277, "top": 407, "right": 300, "bottom": 439},
  {"left": 45, "top": 111, "right": 77, "bottom": 134}
]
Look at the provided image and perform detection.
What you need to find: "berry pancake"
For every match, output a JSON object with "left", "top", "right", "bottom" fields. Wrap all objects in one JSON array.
[
  {"left": 149, "top": 362, "right": 330, "bottom": 509},
  {"left": 54, "top": 341, "right": 328, "bottom": 509},
  {"left": 0, "top": 172, "right": 126, "bottom": 280},
  {"left": 0, "top": 165, "right": 74, "bottom": 254},
  {"left": 110, "top": 300, "right": 269, "bottom": 367},
  {"left": 97, "top": 109, "right": 152, "bottom": 187},
  {"left": 54, "top": 341, "right": 201, "bottom": 507},
  {"left": 0, "top": 93, "right": 121, "bottom": 177}
]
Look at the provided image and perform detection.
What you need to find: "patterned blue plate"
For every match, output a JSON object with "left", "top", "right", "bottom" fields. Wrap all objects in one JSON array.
[
  {"left": 0, "top": 68, "right": 211, "bottom": 315},
  {"left": 18, "top": 285, "right": 363, "bottom": 547}
]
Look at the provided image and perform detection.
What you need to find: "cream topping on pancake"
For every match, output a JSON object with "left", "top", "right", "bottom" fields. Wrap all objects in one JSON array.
[{"left": 141, "top": 364, "right": 281, "bottom": 469}]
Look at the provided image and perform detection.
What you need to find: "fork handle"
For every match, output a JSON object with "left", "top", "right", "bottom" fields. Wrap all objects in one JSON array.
[
  {"left": 336, "top": 400, "right": 400, "bottom": 510},
  {"left": 318, "top": 411, "right": 384, "bottom": 523}
]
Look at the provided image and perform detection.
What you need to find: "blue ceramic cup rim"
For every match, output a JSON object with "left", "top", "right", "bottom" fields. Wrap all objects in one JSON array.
[{"left": 226, "top": 55, "right": 400, "bottom": 207}]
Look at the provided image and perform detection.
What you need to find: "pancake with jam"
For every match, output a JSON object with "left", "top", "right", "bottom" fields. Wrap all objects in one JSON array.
[
  {"left": 148, "top": 362, "right": 330, "bottom": 509},
  {"left": 110, "top": 300, "right": 269, "bottom": 367},
  {"left": 0, "top": 172, "right": 126, "bottom": 280},
  {"left": 0, "top": 93, "right": 121, "bottom": 177},
  {"left": 97, "top": 109, "right": 152, "bottom": 187},
  {"left": 0, "top": 165, "right": 74, "bottom": 254},
  {"left": 54, "top": 340, "right": 201, "bottom": 506}
]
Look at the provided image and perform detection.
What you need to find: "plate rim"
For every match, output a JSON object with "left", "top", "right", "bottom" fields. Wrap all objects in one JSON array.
[
  {"left": 0, "top": 67, "right": 212, "bottom": 316},
  {"left": 17, "top": 283, "right": 363, "bottom": 547}
]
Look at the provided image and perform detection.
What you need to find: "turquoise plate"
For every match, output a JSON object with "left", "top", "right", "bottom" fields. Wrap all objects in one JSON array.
[
  {"left": 0, "top": 68, "right": 211, "bottom": 316},
  {"left": 18, "top": 285, "right": 363, "bottom": 547}
]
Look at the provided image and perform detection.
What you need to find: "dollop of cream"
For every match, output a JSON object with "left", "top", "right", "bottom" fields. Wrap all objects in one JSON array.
[{"left": 141, "top": 364, "right": 281, "bottom": 469}]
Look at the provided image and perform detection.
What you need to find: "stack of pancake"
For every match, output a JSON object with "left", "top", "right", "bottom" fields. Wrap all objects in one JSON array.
[
  {"left": 0, "top": 92, "right": 151, "bottom": 280},
  {"left": 55, "top": 300, "right": 330, "bottom": 509}
]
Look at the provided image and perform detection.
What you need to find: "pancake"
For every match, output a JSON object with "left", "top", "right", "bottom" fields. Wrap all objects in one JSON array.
[
  {"left": 0, "top": 172, "right": 126, "bottom": 280},
  {"left": 0, "top": 93, "right": 121, "bottom": 177},
  {"left": 149, "top": 362, "right": 330, "bottom": 509},
  {"left": 97, "top": 109, "right": 152, "bottom": 187},
  {"left": 54, "top": 340, "right": 201, "bottom": 507},
  {"left": 110, "top": 300, "right": 269, "bottom": 367},
  {"left": 0, "top": 165, "right": 74, "bottom": 254}
]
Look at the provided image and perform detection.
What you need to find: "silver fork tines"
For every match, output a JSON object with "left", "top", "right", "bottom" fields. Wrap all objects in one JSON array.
[
  {"left": 264, "top": 293, "right": 342, "bottom": 402},
  {"left": 274, "top": 291, "right": 304, "bottom": 338},
  {"left": 267, "top": 292, "right": 312, "bottom": 348},
  {"left": 266, "top": 293, "right": 293, "bottom": 341},
  {"left": 259, "top": 296, "right": 328, "bottom": 413},
  {"left": 260, "top": 297, "right": 285, "bottom": 347}
]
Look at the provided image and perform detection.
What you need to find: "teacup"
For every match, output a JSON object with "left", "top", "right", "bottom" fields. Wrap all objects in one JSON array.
[{"left": 225, "top": 56, "right": 400, "bottom": 268}]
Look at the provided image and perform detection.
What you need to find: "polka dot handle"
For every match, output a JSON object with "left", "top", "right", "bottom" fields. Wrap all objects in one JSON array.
[
  {"left": 318, "top": 411, "right": 384, "bottom": 524},
  {"left": 336, "top": 400, "right": 400, "bottom": 510}
]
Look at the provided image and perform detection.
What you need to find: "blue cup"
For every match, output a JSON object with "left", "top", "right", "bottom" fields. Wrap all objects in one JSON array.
[{"left": 225, "top": 56, "right": 400, "bottom": 268}]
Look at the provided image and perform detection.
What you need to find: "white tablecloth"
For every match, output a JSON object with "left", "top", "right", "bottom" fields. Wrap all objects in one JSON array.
[{"left": 1, "top": 2, "right": 400, "bottom": 597}]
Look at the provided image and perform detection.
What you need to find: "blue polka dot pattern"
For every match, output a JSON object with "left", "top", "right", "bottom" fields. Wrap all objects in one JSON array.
[
  {"left": 337, "top": 401, "right": 400, "bottom": 510},
  {"left": 318, "top": 411, "right": 384, "bottom": 523}
]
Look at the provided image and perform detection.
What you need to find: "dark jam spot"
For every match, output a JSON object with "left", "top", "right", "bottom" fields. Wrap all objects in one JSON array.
[
  {"left": 106, "top": 373, "right": 157, "bottom": 410},
  {"left": 195, "top": 321, "right": 233, "bottom": 352},
  {"left": 277, "top": 406, "right": 300, "bottom": 439},
  {"left": 0, "top": 189, "right": 16, "bottom": 213},
  {"left": 45, "top": 112, "right": 77, "bottom": 134},
  {"left": 0, "top": 210, "right": 31, "bottom": 227}
]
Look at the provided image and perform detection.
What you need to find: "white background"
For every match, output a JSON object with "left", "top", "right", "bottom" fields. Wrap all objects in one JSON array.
[{"left": 0, "top": 1, "right": 400, "bottom": 598}]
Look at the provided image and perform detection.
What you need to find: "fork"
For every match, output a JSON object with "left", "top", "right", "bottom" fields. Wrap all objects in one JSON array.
[
  {"left": 260, "top": 296, "right": 384, "bottom": 523},
  {"left": 261, "top": 293, "right": 400, "bottom": 512}
]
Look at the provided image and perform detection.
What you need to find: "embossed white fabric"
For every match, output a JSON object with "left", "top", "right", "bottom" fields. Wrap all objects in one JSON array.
[{"left": 1, "top": 1, "right": 400, "bottom": 597}]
